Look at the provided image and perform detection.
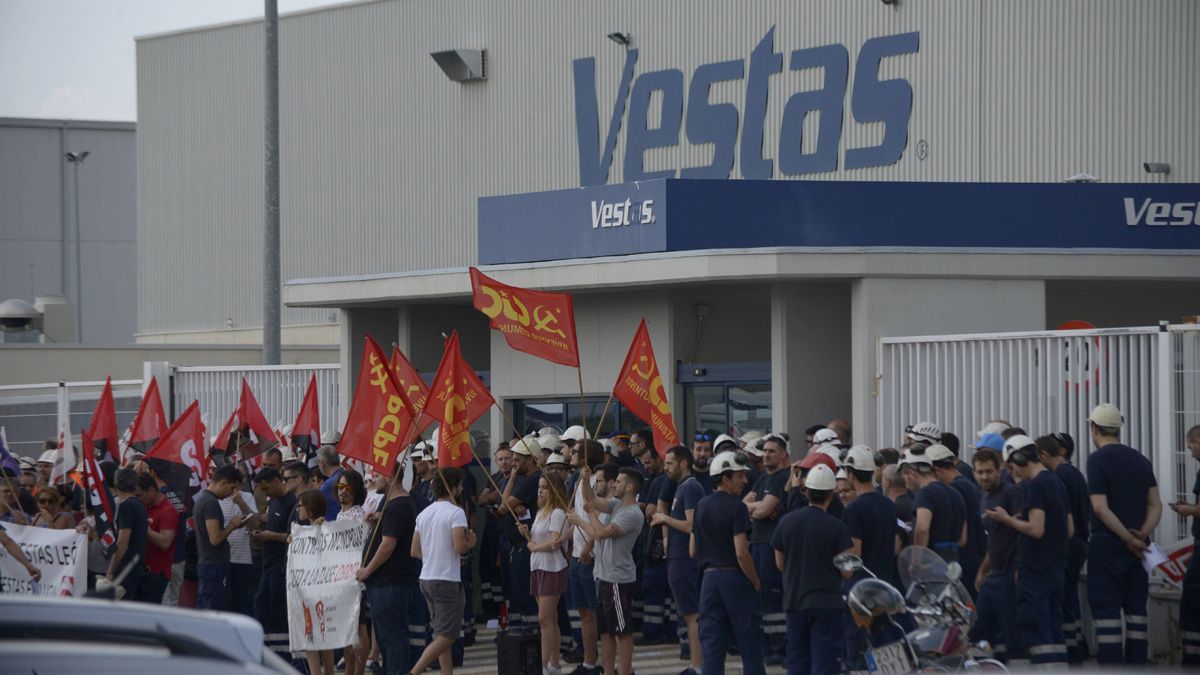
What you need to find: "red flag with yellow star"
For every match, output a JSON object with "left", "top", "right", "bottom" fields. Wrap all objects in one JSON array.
[
  {"left": 425, "top": 332, "right": 494, "bottom": 468},
  {"left": 470, "top": 267, "right": 579, "bottom": 367},
  {"left": 612, "top": 319, "right": 679, "bottom": 459}
]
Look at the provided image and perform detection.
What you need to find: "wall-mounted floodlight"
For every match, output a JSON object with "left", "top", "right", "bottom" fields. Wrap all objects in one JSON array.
[
  {"left": 431, "top": 49, "right": 486, "bottom": 82},
  {"left": 1064, "top": 172, "right": 1099, "bottom": 183},
  {"left": 1143, "top": 162, "right": 1171, "bottom": 175},
  {"left": 606, "top": 32, "right": 632, "bottom": 47}
]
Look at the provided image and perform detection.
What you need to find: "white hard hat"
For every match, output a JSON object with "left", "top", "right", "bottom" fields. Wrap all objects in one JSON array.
[
  {"left": 806, "top": 464, "right": 837, "bottom": 491},
  {"left": 18, "top": 456, "right": 37, "bottom": 471},
  {"left": 925, "top": 443, "right": 956, "bottom": 464},
  {"left": 1002, "top": 435, "right": 1037, "bottom": 464},
  {"left": 513, "top": 435, "right": 541, "bottom": 458},
  {"left": 537, "top": 426, "right": 562, "bottom": 439},
  {"left": 835, "top": 468, "right": 848, "bottom": 480},
  {"left": 906, "top": 421, "right": 942, "bottom": 445},
  {"left": 976, "top": 421, "right": 1011, "bottom": 439},
  {"left": 813, "top": 428, "right": 840, "bottom": 446},
  {"left": 734, "top": 429, "right": 763, "bottom": 456},
  {"left": 899, "top": 447, "right": 932, "bottom": 468},
  {"left": 539, "top": 434, "right": 562, "bottom": 453},
  {"left": 321, "top": 430, "right": 342, "bottom": 445},
  {"left": 817, "top": 444, "right": 842, "bottom": 460},
  {"left": 38, "top": 450, "right": 56, "bottom": 465},
  {"left": 713, "top": 434, "right": 738, "bottom": 452},
  {"left": 709, "top": 450, "right": 749, "bottom": 477},
  {"left": 1088, "top": 403, "right": 1123, "bottom": 429},
  {"left": 411, "top": 440, "right": 432, "bottom": 462},
  {"left": 545, "top": 452, "right": 569, "bottom": 466},
  {"left": 842, "top": 445, "right": 877, "bottom": 472},
  {"left": 561, "top": 425, "right": 590, "bottom": 442}
]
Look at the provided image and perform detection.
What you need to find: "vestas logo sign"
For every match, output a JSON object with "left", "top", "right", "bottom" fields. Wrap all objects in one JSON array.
[
  {"left": 591, "top": 198, "right": 655, "bottom": 229},
  {"left": 572, "top": 28, "right": 920, "bottom": 186},
  {"left": 1124, "top": 198, "right": 1200, "bottom": 226}
]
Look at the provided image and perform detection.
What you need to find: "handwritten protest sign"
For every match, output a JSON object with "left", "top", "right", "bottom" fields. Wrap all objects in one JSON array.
[
  {"left": 0, "top": 522, "right": 86, "bottom": 597},
  {"left": 286, "top": 518, "right": 369, "bottom": 651}
]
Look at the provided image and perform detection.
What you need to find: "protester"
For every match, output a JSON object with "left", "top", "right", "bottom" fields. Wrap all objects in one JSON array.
[
  {"left": 986, "top": 434, "right": 1071, "bottom": 667},
  {"left": 0, "top": 479, "right": 30, "bottom": 525},
  {"left": 690, "top": 431, "right": 716, "bottom": 492},
  {"left": 0, "top": 521, "right": 41, "bottom": 580},
  {"left": 743, "top": 432, "right": 789, "bottom": 665},
  {"left": 316, "top": 445, "right": 344, "bottom": 521},
  {"left": 569, "top": 465, "right": 645, "bottom": 675},
  {"left": 334, "top": 468, "right": 370, "bottom": 675},
  {"left": 107, "top": 467, "right": 148, "bottom": 599},
  {"left": 773, "top": 464, "right": 852, "bottom": 675},
  {"left": 970, "top": 448, "right": 1025, "bottom": 665},
  {"left": 410, "top": 467, "right": 475, "bottom": 675},
  {"left": 135, "top": 473, "right": 178, "bottom": 604},
  {"left": 1085, "top": 404, "right": 1159, "bottom": 664},
  {"left": 566, "top": 442, "right": 610, "bottom": 675},
  {"left": 357, "top": 462, "right": 420, "bottom": 675},
  {"left": 194, "top": 464, "right": 246, "bottom": 610},
  {"left": 928, "top": 443, "right": 983, "bottom": 600},
  {"left": 901, "top": 445, "right": 966, "bottom": 562},
  {"left": 218, "top": 464, "right": 259, "bottom": 615},
  {"left": 251, "top": 466, "right": 295, "bottom": 661},
  {"left": 692, "top": 451, "right": 763, "bottom": 675},
  {"left": 1172, "top": 424, "right": 1200, "bottom": 664},
  {"left": 651, "top": 445, "right": 707, "bottom": 674},
  {"left": 32, "top": 485, "right": 73, "bottom": 529},
  {"left": 293, "top": 489, "right": 336, "bottom": 675},
  {"left": 478, "top": 443, "right": 512, "bottom": 618},
  {"left": 500, "top": 438, "right": 542, "bottom": 627},
  {"left": 635, "top": 446, "right": 671, "bottom": 647},
  {"left": 1040, "top": 432, "right": 1091, "bottom": 663},
  {"left": 518, "top": 471, "right": 571, "bottom": 675}
]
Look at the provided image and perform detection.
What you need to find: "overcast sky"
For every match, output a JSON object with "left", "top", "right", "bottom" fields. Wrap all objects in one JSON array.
[{"left": 0, "top": 0, "right": 341, "bottom": 122}]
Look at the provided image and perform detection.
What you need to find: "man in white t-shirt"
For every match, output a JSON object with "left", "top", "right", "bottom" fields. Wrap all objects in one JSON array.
[
  {"left": 410, "top": 467, "right": 476, "bottom": 675},
  {"left": 219, "top": 468, "right": 259, "bottom": 616},
  {"left": 568, "top": 441, "right": 612, "bottom": 675}
]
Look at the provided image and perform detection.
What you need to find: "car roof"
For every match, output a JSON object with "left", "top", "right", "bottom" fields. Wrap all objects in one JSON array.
[
  {"left": 0, "top": 640, "right": 275, "bottom": 675},
  {"left": 0, "top": 595, "right": 265, "bottom": 665}
]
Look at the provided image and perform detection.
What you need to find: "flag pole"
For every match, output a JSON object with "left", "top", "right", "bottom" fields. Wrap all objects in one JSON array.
[
  {"left": 576, "top": 367, "right": 588, "bottom": 432},
  {"left": 591, "top": 392, "right": 615, "bottom": 440}
]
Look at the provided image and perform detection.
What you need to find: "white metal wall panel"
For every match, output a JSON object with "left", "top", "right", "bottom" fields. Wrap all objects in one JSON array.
[
  {"left": 136, "top": 0, "right": 1200, "bottom": 336},
  {"left": 172, "top": 363, "right": 339, "bottom": 438}
]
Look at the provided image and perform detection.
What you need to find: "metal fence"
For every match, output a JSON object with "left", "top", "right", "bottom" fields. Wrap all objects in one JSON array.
[
  {"left": 172, "top": 363, "right": 340, "bottom": 437},
  {"left": 0, "top": 379, "right": 144, "bottom": 459},
  {"left": 876, "top": 323, "right": 1200, "bottom": 545}
]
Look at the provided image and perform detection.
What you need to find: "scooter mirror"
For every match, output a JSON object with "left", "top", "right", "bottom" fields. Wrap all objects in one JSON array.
[
  {"left": 945, "top": 561, "right": 962, "bottom": 582},
  {"left": 833, "top": 553, "right": 863, "bottom": 573}
]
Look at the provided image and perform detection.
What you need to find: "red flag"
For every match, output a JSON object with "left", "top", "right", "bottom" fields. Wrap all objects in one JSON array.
[
  {"left": 81, "top": 431, "right": 116, "bottom": 551},
  {"left": 128, "top": 377, "right": 168, "bottom": 455},
  {"left": 390, "top": 347, "right": 435, "bottom": 434},
  {"left": 210, "top": 409, "right": 238, "bottom": 456},
  {"left": 612, "top": 320, "right": 679, "bottom": 459},
  {"left": 425, "top": 332, "right": 494, "bottom": 468},
  {"left": 340, "top": 335, "right": 419, "bottom": 476},
  {"left": 144, "top": 401, "right": 207, "bottom": 501},
  {"left": 292, "top": 374, "right": 322, "bottom": 458},
  {"left": 86, "top": 377, "right": 121, "bottom": 463},
  {"left": 236, "top": 379, "right": 280, "bottom": 459},
  {"left": 470, "top": 267, "right": 580, "bottom": 367}
]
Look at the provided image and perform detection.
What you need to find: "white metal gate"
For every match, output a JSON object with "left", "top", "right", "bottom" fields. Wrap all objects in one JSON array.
[
  {"left": 877, "top": 323, "right": 1200, "bottom": 545},
  {"left": 172, "top": 364, "right": 340, "bottom": 437},
  {"left": 0, "top": 379, "right": 144, "bottom": 458}
]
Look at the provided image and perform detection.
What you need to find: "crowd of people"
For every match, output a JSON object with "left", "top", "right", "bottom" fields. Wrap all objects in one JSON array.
[{"left": 3, "top": 403, "right": 1199, "bottom": 675}]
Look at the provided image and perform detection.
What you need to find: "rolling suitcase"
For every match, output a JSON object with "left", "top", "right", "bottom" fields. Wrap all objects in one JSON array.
[{"left": 496, "top": 625, "right": 541, "bottom": 675}]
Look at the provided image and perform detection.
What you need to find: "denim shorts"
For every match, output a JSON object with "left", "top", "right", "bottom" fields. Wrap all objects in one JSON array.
[{"left": 568, "top": 557, "right": 598, "bottom": 610}]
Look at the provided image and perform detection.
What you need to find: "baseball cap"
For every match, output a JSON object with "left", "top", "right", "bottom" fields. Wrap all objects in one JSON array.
[
  {"left": 806, "top": 464, "right": 837, "bottom": 491},
  {"left": 842, "top": 445, "right": 877, "bottom": 472},
  {"left": 1088, "top": 403, "right": 1123, "bottom": 428},
  {"left": 971, "top": 433, "right": 1005, "bottom": 452},
  {"left": 925, "top": 443, "right": 956, "bottom": 464},
  {"left": 905, "top": 421, "right": 942, "bottom": 445}
]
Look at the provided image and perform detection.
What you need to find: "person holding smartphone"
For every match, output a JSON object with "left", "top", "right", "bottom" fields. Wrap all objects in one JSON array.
[{"left": 194, "top": 464, "right": 246, "bottom": 611}]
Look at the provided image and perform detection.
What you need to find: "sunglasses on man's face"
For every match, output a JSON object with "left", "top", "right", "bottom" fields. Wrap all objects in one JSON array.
[
  {"left": 336, "top": 483, "right": 352, "bottom": 492},
  {"left": 37, "top": 498, "right": 55, "bottom": 505}
]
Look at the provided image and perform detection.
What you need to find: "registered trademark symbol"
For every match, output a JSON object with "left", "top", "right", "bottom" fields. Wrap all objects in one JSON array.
[{"left": 916, "top": 139, "right": 928, "bottom": 161}]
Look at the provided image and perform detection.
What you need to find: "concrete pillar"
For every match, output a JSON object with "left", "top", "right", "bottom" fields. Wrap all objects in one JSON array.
[
  {"left": 850, "top": 277, "right": 1045, "bottom": 448},
  {"left": 770, "top": 283, "right": 852, "bottom": 445},
  {"left": 336, "top": 307, "right": 400, "bottom": 428}
]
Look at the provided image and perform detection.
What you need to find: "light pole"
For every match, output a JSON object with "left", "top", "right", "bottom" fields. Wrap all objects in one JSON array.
[{"left": 64, "top": 151, "right": 90, "bottom": 342}]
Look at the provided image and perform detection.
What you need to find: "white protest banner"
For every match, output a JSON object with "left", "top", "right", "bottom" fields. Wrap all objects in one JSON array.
[
  {"left": 0, "top": 522, "right": 87, "bottom": 597},
  {"left": 1152, "top": 537, "right": 1193, "bottom": 588},
  {"left": 287, "top": 518, "right": 369, "bottom": 651}
]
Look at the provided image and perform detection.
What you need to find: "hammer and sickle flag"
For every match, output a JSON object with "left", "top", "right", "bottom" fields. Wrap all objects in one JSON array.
[
  {"left": 390, "top": 347, "right": 435, "bottom": 434},
  {"left": 470, "top": 267, "right": 580, "bottom": 367},
  {"left": 425, "top": 332, "right": 494, "bottom": 468},
  {"left": 340, "top": 335, "right": 419, "bottom": 476},
  {"left": 612, "top": 319, "right": 679, "bottom": 459}
]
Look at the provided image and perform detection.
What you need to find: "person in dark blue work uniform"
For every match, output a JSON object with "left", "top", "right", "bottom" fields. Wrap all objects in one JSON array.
[
  {"left": 653, "top": 445, "right": 710, "bottom": 674},
  {"left": 986, "top": 434, "right": 1071, "bottom": 667},
  {"left": 929, "top": 443, "right": 983, "bottom": 601},
  {"left": 743, "top": 433, "right": 791, "bottom": 666},
  {"left": 969, "top": 448, "right": 1026, "bottom": 666},
  {"left": 1039, "top": 432, "right": 1092, "bottom": 663},
  {"left": 839, "top": 445, "right": 900, "bottom": 669},
  {"left": 773, "top": 463, "right": 853, "bottom": 675},
  {"left": 691, "top": 450, "right": 763, "bottom": 675},
  {"left": 900, "top": 445, "right": 966, "bottom": 562},
  {"left": 1085, "top": 403, "right": 1161, "bottom": 665},
  {"left": 1170, "top": 424, "right": 1200, "bottom": 664}
]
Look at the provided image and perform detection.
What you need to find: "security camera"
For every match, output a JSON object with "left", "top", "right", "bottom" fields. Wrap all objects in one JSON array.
[
  {"left": 0, "top": 298, "right": 40, "bottom": 330},
  {"left": 1143, "top": 162, "right": 1170, "bottom": 175}
]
